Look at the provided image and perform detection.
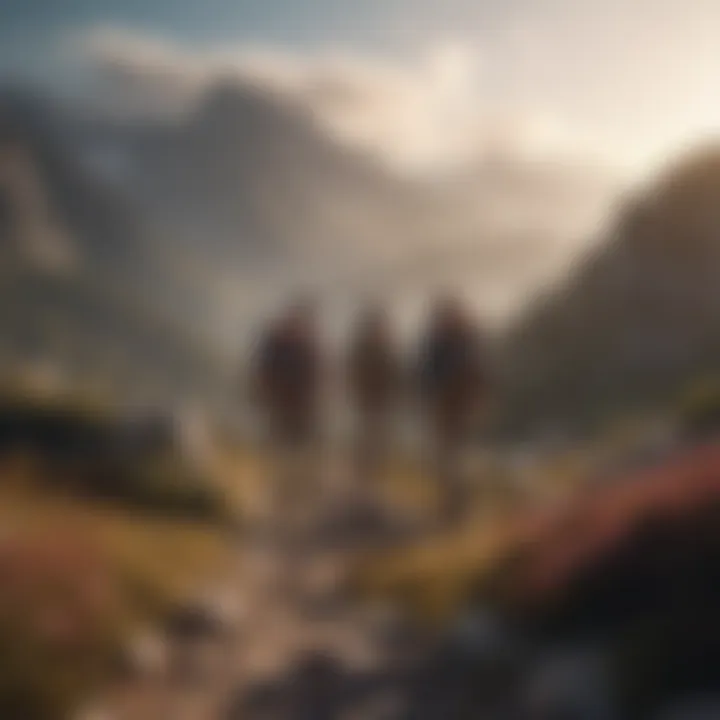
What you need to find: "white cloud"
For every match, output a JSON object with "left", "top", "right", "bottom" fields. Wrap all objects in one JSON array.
[{"left": 73, "top": 26, "right": 599, "bottom": 175}]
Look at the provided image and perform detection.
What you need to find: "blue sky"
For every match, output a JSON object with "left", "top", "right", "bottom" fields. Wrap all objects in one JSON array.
[
  {"left": 1, "top": 0, "right": 435, "bottom": 92},
  {"left": 2, "top": 0, "right": 420, "bottom": 50}
]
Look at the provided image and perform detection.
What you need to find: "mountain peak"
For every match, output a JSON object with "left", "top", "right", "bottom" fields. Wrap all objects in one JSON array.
[
  {"left": 652, "top": 143, "right": 720, "bottom": 225},
  {"left": 194, "top": 80, "right": 311, "bottom": 140}
]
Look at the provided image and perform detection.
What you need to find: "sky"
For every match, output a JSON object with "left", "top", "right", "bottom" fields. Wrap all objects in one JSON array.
[{"left": 3, "top": 0, "right": 720, "bottom": 175}]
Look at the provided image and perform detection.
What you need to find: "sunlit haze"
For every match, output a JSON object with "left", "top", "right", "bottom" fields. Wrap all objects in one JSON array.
[{"left": 2, "top": 0, "right": 720, "bottom": 347}]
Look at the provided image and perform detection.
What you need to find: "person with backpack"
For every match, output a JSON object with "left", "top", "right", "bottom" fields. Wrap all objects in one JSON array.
[
  {"left": 250, "top": 298, "right": 325, "bottom": 538},
  {"left": 417, "top": 296, "right": 486, "bottom": 525},
  {"left": 347, "top": 305, "right": 402, "bottom": 495}
]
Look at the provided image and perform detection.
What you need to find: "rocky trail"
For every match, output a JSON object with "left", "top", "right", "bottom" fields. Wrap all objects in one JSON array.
[{"left": 91, "top": 475, "right": 438, "bottom": 720}]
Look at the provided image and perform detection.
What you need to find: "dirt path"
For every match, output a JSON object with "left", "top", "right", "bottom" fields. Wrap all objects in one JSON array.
[{"left": 94, "top": 479, "right": 427, "bottom": 720}]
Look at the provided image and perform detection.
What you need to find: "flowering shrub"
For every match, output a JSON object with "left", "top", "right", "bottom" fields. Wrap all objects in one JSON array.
[
  {"left": 473, "top": 442, "right": 720, "bottom": 716},
  {"left": 0, "top": 526, "right": 120, "bottom": 719}
]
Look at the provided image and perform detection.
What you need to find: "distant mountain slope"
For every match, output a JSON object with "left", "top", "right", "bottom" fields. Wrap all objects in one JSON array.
[
  {"left": 0, "top": 268, "right": 216, "bottom": 402},
  {"left": 499, "top": 146, "right": 720, "bottom": 434},
  {"left": 0, "top": 80, "right": 614, "bottom": 398},
  {"left": 127, "top": 82, "right": 416, "bottom": 256},
  {"left": 0, "top": 82, "right": 429, "bottom": 356},
  {"left": 0, "top": 90, "right": 157, "bottom": 286},
  {"left": 68, "top": 81, "right": 614, "bottom": 323},
  {"left": 0, "top": 92, "right": 219, "bottom": 401}
]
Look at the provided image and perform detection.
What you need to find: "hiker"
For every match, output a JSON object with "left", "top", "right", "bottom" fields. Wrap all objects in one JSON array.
[
  {"left": 250, "top": 298, "right": 325, "bottom": 538},
  {"left": 417, "top": 296, "right": 486, "bottom": 525},
  {"left": 347, "top": 305, "right": 401, "bottom": 494}
]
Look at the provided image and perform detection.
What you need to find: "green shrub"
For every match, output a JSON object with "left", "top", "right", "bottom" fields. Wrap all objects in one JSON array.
[
  {"left": 0, "top": 394, "right": 228, "bottom": 522},
  {"left": 117, "top": 456, "right": 227, "bottom": 521},
  {"left": 676, "top": 376, "right": 720, "bottom": 439}
]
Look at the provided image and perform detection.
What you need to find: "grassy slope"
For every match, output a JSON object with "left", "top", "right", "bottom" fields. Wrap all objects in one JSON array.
[{"left": 0, "top": 479, "right": 233, "bottom": 626}]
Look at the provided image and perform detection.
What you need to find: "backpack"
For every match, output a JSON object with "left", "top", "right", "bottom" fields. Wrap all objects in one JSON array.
[
  {"left": 260, "top": 331, "right": 317, "bottom": 400},
  {"left": 421, "top": 329, "right": 483, "bottom": 398}
]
